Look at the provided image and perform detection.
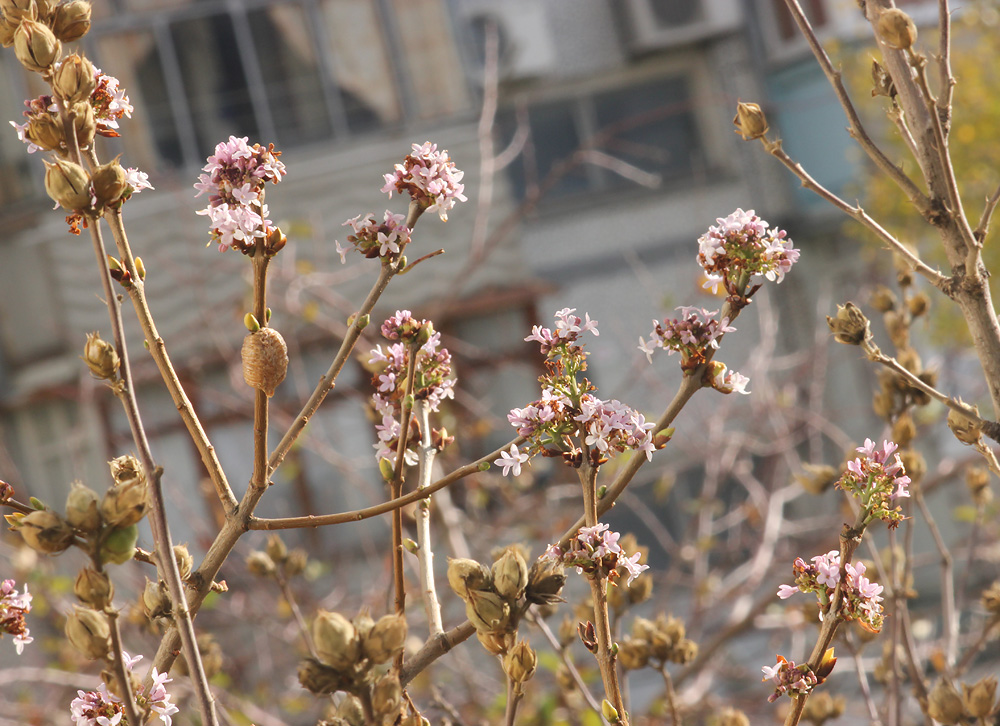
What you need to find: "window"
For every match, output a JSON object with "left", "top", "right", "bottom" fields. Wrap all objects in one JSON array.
[{"left": 497, "top": 76, "right": 703, "bottom": 204}]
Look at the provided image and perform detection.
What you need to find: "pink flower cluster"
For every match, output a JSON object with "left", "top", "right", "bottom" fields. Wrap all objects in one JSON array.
[
  {"left": 543, "top": 523, "right": 649, "bottom": 586},
  {"left": 697, "top": 208, "right": 799, "bottom": 295},
  {"left": 370, "top": 311, "right": 455, "bottom": 465},
  {"left": 70, "top": 651, "right": 178, "bottom": 726},
  {"left": 91, "top": 70, "right": 134, "bottom": 136},
  {"left": 777, "top": 550, "right": 885, "bottom": 633},
  {"left": 1, "top": 579, "right": 32, "bottom": 655},
  {"left": 194, "top": 136, "right": 286, "bottom": 252},
  {"left": 837, "top": 438, "right": 910, "bottom": 528},
  {"left": 336, "top": 210, "right": 411, "bottom": 262},
  {"left": 709, "top": 362, "right": 751, "bottom": 395},
  {"left": 639, "top": 306, "right": 735, "bottom": 368},
  {"left": 761, "top": 655, "right": 818, "bottom": 703},
  {"left": 525, "top": 307, "right": 599, "bottom": 358},
  {"left": 382, "top": 141, "right": 467, "bottom": 221}
]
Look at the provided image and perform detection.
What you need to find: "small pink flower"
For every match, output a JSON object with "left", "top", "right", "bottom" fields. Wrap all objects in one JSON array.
[{"left": 494, "top": 444, "right": 530, "bottom": 477}]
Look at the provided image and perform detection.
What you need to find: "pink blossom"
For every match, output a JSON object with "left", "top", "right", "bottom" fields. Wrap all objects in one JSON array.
[
  {"left": 494, "top": 444, "right": 530, "bottom": 477},
  {"left": 382, "top": 141, "right": 467, "bottom": 221}
]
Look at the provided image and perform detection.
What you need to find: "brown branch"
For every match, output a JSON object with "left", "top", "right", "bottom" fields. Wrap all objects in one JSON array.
[{"left": 399, "top": 620, "right": 477, "bottom": 687}]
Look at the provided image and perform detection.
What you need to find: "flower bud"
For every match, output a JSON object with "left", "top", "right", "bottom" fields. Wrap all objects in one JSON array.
[
  {"left": 52, "top": 53, "right": 97, "bottom": 104},
  {"left": 297, "top": 657, "right": 345, "bottom": 695},
  {"left": 447, "top": 557, "right": 491, "bottom": 599},
  {"left": 312, "top": 610, "right": 359, "bottom": 671},
  {"left": 927, "top": 679, "right": 964, "bottom": 725},
  {"left": 173, "top": 544, "right": 193, "bottom": 580},
  {"left": 947, "top": 401, "right": 982, "bottom": 446},
  {"left": 74, "top": 567, "right": 113, "bottom": 608},
  {"left": 464, "top": 589, "right": 509, "bottom": 633},
  {"left": 25, "top": 113, "right": 64, "bottom": 151},
  {"left": 491, "top": 547, "right": 528, "bottom": 601},
  {"left": 18, "top": 508, "right": 74, "bottom": 554},
  {"left": 45, "top": 157, "right": 91, "bottom": 211},
  {"left": 100, "top": 476, "right": 149, "bottom": 529},
  {"left": 98, "top": 523, "right": 137, "bottom": 564},
  {"left": 525, "top": 558, "right": 566, "bottom": 605},
  {"left": 142, "top": 578, "right": 170, "bottom": 619},
  {"left": 877, "top": 8, "right": 917, "bottom": 51},
  {"left": 14, "top": 19, "right": 60, "bottom": 72},
  {"left": 91, "top": 158, "right": 129, "bottom": 207},
  {"left": 617, "top": 637, "right": 650, "bottom": 670},
  {"left": 716, "top": 708, "right": 750, "bottom": 726},
  {"left": 265, "top": 534, "right": 287, "bottom": 564},
  {"left": 1, "top": 0, "right": 36, "bottom": 21},
  {"left": 826, "top": 302, "right": 870, "bottom": 345},
  {"left": 245, "top": 550, "right": 276, "bottom": 578},
  {"left": 81, "top": 332, "right": 119, "bottom": 380},
  {"left": 65, "top": 605, "right": 110, "bottom": 659},
  {"left": 65, "top": 480, "right": 101, "bottom": 532},
  {"left": 361, "top": 613, "right": 407, "bottom": 665},
  {"left": 962, "top": 676, "right": 998, "bottom": 719},
  {"left": 372, "top": 672, "right": 402, "bottom": 719},
  {"left": 241, "top": 327, "right": 288, "bottom": 397},
  {"left": 52, "top": 0, "right": 91, "bottom": 42},
  {"left": 265, "top": 225, "right": 286, "bottom": 255},
  {"left": 733, "top": 101, "right": 769, "bottom": 140},
  {"left": 503, "top": 640, "right": 537, "bottom": 683}
]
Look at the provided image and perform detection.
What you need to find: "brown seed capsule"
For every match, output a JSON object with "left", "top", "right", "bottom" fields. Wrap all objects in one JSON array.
[
  {"left": 264, "top": 533, "right": 287, "bottom": 564},
  {"left": 877, "top": 8, "right": 917, "bottom": 51},
  {"left": 312, "top": 610, "right": 359, "bottom": 671},
  {"left": 297, "top": 657, "right": 345, "bottom": 695},
  {"left": 361, "top": 613, "right": 407, "bottom": 665},
  {"left": 491, "top": 547, "right": 528, "bottom": 601},
  {"left": 525, "top": 558, "right": 566, "bottom": 605},
  {"left": 70, "top": 100, "right": 96, "bottom": 148},
  {"left": 372, "top": 672, "right": 402, "bottom": 719},
  {"left": 109, "top": 454, "right": 143, "bottom": 487},
  {"left": 14, "top": 19, "right": 60, "bottom": 72},
  {"left": 52, "top": 53, "right": 97, "bottom": 104},
  {"left": 45, "top": 158, "right": 92, "bottom": 211},
  {"left": 926, "top": 679, "right": 964, "bottom": 725},
  {"left": 25, "top": 113, "right": 64, "bottom": 151},
  {"left": 871, "top": 59, "right": 897, "bottom": 99},
  {"left": 1, "top": 0, "right": 37, "bottom": 23},
  {"left": 947, "top": 400, "right": 982, "bottom": 446},
  {"left": 65, "top": 605, "right": 111, "bottom": 660},
  {"left": 447, "top": 557, "right": 492, "bottom": 599},
  {"left": 617, "top": 637, "right": 650, "bottom": 670},
  {"left": 465, "top": 589, "right": 509, "bottom": 633},
  {"left": 870, "top": 284, "right": 897, "bottom": 313},
  {"left": 101, "top": 474, "right": 149, "bottom": 528},
  {"left": 503, "top": 640, "right": 537, "bottom": 683},
  {"left": 141, "top": 578, "right": 171, "bottom": 619},
  {"left": 81, "top": 332, "right": 119, "bottom": 380},
  {"left": 91, "top": 158, "right": 129, "bottom": 207},
  {"left": 0, "top": 14, "right": 18, "bottom": 47},
  {"left": 64, "top": 480, "right": 101, "bottom": 533},
  {"left": 669, "top": 637, "right": 699, "bottom": 665},
  {"left": 173, "top": 544, "right": 193, "bottom": 580},
  {"left": 245, "top": 550, "right": 276, "bottom": 578},
  {"left": 52, "top": 0, "right": 91, "bottom": 42},
  {"left": 476, "top": 628, "right": 514, "bottom": 656},
  {"left": 961, "top": 676, "right": 998, "bottom": 719},
  {"left": 74, "top": 567, "right": 114, "bottom": 609},
  {"left": 733, "top": 100, "right": 769, "bottom": 140},
  {"left": 18, "top": 509, "right": 75, "bottom": 554},
  {"left": 284, "top": 548, "right": 308, "bottom": 577},
  {"left": 966, "top": 467, "right": 992, "bottom": 508},
  {"left": 335, "top": 695, "right": 366, "bottom": 726},
  {"left": 827, "top": 302, "right": 870, "bottom": 345},
  {"left": 241, "top": 327, "right": 287, "bottom": 397}
]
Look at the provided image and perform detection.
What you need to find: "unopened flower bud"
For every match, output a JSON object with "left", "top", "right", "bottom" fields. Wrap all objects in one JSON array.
[
  {"left": 617, "top": 637, "right": 650, "bottom": 670},
  {"left": 733, "top": 101, "right": 769, "bottom": 140},
  {"left": 826, "top": 302, "right": 870, "bottom": 345},
  {"left": 52, "top": 0, "right": 91, "bottom": 42},
  {"left": 362, "top": 613, "right": 407, "bottom": 664},
  {"left": 25, "top": 113, "right": 64, "bottom": 151},
  {"left": 45, "top": 157, "right": 92, "bottom": 211},
  {"left": 877, "top": 8, "right": 917, "bottom": 51},
  {"left": 65, "top": 480, "right": 101, "bottom": 532},
  {"left": 503, "top": 640, "right": 537, "bottom": 683},
  {"left": 82, "top": 332, "right": 119, "bottom": 380},
  {"left": 18, "top": 508, "right": 74, "bottom": 554},
  {"left": 100, "top": 476, "right": 149, "bottom": 529},
  {"left": 245, "top": 550, "right": 276, "bottom": 578},
  {"left": 265, "top": 534, "right": 287, "bottom": 564},
  {"left": 961, "top": 676, "right": 997, "bottom": 719},
  {"left": 313, "top": 610, "right": 359, "bottom": 671},
  {"left": 74, "top": 567, "right": 113, "bottom": 608},
  {"left": 371, "top": 672, "right": 402, "bottom": 719},
  {"left": 716, "top": 708, "right": 750, "bottom": 726},
  {"left": 52, "top": 53, "right": 97, "bottom": 104},
  {"left": 241, "top": 327, "right": 288, "bottom": 397},
  {"left": 65, "top": 605, "right": 110, "bottom": 659},
  {"left": 525, "top": 558, "right": 566, "bottom": 605},
  {"left": 297, "top": 657, "right": 345, "bottom": 695},
  {"left": 465, "top": 589, "right": 509, "bottom": 633},
  {"left": 492, "top": 547, "right": 528, "bottom": 601},
  {"left": 98, "top": 523, "right": 137, "bottom": 564},
  {"left": 947, "top": 401, "right": 982, "bottom": 445},
  {"left": 91, "top": 158, "right": 129, "bottom": 207},
  {"left": 447, "top": 557, "right": 491, "bottom": 599},
  {"left": 142, "top": 578, "right": 170, "bottom": 619},
  {"left": 173, "top": 544, "right": 193, "bottom": 580},
  {"left": 14, "top": 19, "right": 60, "bottom": 72},
  {"left": 927, "top": 679, "right": 964, "bottom": 725}
]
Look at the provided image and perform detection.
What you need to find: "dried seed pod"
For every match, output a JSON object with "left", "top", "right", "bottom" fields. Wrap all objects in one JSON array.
[
  {"left": 241, "top": 327, "right": 287, "bottom": 397},
  {"left": 65, "top": 605, "right": 111, "bottom": 660},
  {"left": 733, "top": 100, "right": 769, "bottom": 140},
  {"left": 877, "top": 8, "right": 917, "bottom": 51}
]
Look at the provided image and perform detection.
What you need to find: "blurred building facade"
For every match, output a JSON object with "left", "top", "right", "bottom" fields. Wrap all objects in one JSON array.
[{"left": 0, "top": 0, "right": 931, "bottom": 548}]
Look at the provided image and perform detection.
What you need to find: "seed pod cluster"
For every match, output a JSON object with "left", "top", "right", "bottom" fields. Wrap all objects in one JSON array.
[{"left": 618, "top": 613, "right": 699, "bottom": 671}]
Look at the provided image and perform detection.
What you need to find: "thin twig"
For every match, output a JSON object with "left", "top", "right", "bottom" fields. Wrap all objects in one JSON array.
[
  {"left": 413, "top": 401, "right": 444, "bottom": 636},
  {"left": 528, "top": 611, "right": 603, "bottom": 713},
  {"left": 659, "top": 665, "right": 681, "bottom": 726},
  {"left": 399, "top": 620, "right": 477, "bottom": 687},
  {"left": 913, "top": 489, "right": 958, "bottom": 670},
  {"left": 105, "top": 608, "right": 141, "bottom": 726}
]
